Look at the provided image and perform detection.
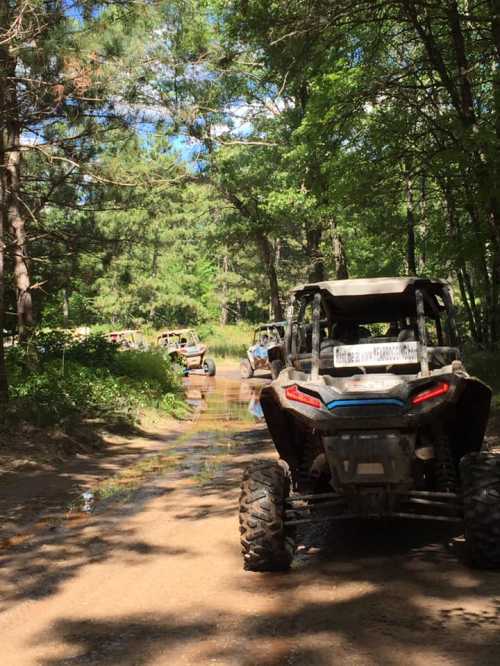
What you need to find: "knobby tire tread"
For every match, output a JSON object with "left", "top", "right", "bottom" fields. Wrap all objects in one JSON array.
[
  {"left": 461, "top": 451, "right": 500, "bottom": 569},
  {"left": 239, "top": 460, "right": 295, "bottom": 571}
]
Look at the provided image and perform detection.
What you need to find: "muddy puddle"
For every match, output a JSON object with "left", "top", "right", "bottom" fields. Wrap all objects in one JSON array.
[
  {"left": 0, "top": 363, "right": 270, "bottom": 547},
  {"left": 175, "top": 369, "right": 271, "bottom": 483},
  {"left": 183, "top": 370, "right": 269, "bottom": 427}
]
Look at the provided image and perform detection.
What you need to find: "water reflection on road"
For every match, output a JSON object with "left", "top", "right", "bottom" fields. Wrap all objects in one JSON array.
[{"left": 183, "top": 368, "right": 269, "bottom": 427}]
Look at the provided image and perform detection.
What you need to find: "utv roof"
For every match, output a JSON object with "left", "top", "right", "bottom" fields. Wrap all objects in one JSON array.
[
  {"left": 292, "top": 277, "right": 448, "bottom": 298},
  {"left": 255, "top": 321, "right": 287, "bottom": 330},
  {"left": 157, "top": 328, "right": 194, "bottom": 336},
  {"left": 292, "top": 277, "right": 451, "bottom": 323}
]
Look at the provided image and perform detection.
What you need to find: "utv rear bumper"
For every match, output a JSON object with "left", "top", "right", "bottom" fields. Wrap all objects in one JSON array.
[{"left": 285, "top": 489, "right": 463, "bottom": 527}]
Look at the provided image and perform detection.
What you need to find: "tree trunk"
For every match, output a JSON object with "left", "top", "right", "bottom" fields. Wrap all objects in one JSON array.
[
  {"left": 305, "top": 226, "right": 325, "bottom": 282},
  {"left": 62, "top": 287, "right": 70, "bottom": 327},
  {"left": 0, "top": 27, "right": 10, "bottom": 402},
  {"left": 220, "top": 253, "right": 229, "bottom": 326},
  {"left": 330, "top": 218, "right": 348, "bottom": 279},
  {"left": 3, "top": 47, "right": 32, "bottom": 343},
  {"left": 489, "top": 246, "right": 500, "bottom": 344},
  {"left": 489, "top": 0, "right": 500, "bottom": 186},
  {"left": 464, "top": 187, "right": 497, "bottom": 345},
  {"left": 256, "top": 234, "right": 284, "bottom": 320},
  {"left": 404, "top": 165, "right": 417, "bottom": 276},
  {"left": 456, "top": 268, "right": 479, "bottom": 343},
  {"left": 7, "top": 130, "right": 32, "bottom": 342},
  {"left": 0, "top": 146, "right": 9, "bottom": 403},
  {"left": 443, "top": 183, "right": 483, "bottom": 342},
  {"left": 447, "top": 1, "right": 476, "bottom": 127},
  {"left": 420, "top": 174, "right": 428, "bottom": 269}
]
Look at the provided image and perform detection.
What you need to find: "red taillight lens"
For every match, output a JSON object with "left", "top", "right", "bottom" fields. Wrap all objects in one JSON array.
[
  {"left": 285, "top": 384, "right": 322, "bottom": 409},
  {"left": 411, "top": 381, "right": 450, "bottom": 405}
]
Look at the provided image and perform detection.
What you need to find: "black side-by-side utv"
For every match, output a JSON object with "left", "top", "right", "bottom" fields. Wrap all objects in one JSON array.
[{"left": 239, "top": 277, "right": 498, "bottom": 571}]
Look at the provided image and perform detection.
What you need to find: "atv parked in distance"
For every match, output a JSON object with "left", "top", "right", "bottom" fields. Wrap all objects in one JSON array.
[
  {"left": 240, "top": 322, "right": 286, "bottom": 380},
  {"left": 157, "top": 328, "right": 216, "bottom": 376},
  {"left": 239, "top": 277, "right": 497, "bottom": 572},
  {"left": 105, "top": 329, "right": 147, "bottom": 350}
]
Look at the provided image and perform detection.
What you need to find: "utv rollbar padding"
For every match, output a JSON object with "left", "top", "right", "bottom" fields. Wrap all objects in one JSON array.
[
  {"left": 442, "top": 287, "right": 460, "bottom": 347},
  {"left": 311, "top": 291, "right": 321, "bottom": 380},
  {"left": 284, "top": 301, "right": 294, "bottom": 366},
  {"left": 415, "top": 288, "right": 430, "bottom": 376}
]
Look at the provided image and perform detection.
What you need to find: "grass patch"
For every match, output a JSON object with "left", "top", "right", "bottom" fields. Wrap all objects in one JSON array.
[
  {"left": 201, "top": 323, "right": 253, "bottom": 360},
  {"left": 92, "top": 452, "right": 180, "bottom": 504},
  {"left": 192, "top": 454, "right": 226, "bottom": 485}
]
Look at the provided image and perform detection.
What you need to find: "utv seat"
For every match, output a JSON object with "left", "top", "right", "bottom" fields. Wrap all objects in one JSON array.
[{"left": 397, "top": 328, "right": 416, "bottom": 341}]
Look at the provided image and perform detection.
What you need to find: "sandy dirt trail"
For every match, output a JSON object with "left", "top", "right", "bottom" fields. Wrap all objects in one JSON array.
[{"left": 1, "top": 367, "right": 500, "bottom": 666}]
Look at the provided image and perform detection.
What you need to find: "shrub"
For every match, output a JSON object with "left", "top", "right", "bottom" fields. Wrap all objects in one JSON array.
[
  {"left": 68, "top": 334, "right": 119, "bottom": 367},
  {"left": 5, "top": 332, "right": 186, "bottom": 427},
  {"left": 465, "top": 350, "right": 500, "bottom": 408},
  {"left": 8, "top": 360, "right": 131, "bottom": 426},
  {"left": 112, "top": 350, "right": 178, "bottom": 393}
]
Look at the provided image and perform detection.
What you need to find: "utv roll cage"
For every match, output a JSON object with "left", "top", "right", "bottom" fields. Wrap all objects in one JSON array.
[
  {"left": 284, "top": 277, "right": 460, "bottom": 379},
  {"left": 239, "top": 277, "right": 496, "bottom": 573},
  {"left": 252, "top": 322, "right": 287, "bottom": 344}
]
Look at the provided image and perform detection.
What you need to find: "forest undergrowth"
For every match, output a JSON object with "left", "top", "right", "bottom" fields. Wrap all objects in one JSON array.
[{"left": 0, "top": 333, "right": 188, "bottom": 460}]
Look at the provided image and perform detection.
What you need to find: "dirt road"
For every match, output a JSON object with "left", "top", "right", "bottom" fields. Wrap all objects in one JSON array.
[{"left": 1, "top": 367, "right": 500, "bottom": 665}]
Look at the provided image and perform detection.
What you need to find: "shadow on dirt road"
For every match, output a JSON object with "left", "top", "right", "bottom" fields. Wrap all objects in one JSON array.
[
  {"left": 31, "top": 515, "right": 500, "bottom": 666},
  {"left": 1, "top": 369, "right": 500, "bottom": 665}
]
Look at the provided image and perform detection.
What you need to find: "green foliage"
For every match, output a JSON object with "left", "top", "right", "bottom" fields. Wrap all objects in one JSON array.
[
  {"left": 4, "top": 0, "right": 500, "bottom": 429},
  {"left": 9, "top": 361, "right": 133, "bottom": 426},
  {"left": 112, "top": 350, "right": 179, "bottom": 394},
  {"left": 203, "top": 323, "right": 253, "bottom": 359},
  {"left": 465, "top": 352, "right": 500, "bottom": 398},
  {"left": 6, "top": 334, "right": 186, "bottom": 427},
  {"left": 31, "top": 331, "right": 119, "bottom": 367}
]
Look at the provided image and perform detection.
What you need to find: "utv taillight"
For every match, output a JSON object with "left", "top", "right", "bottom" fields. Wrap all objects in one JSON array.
[
  {"left": 411, "top": 381, "right": 450, "bottom": 405},
  {"left": 285, "top": 385, "right": 322, "bottom": 409}
]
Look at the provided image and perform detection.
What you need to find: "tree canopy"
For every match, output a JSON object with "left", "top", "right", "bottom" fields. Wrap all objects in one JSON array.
[{"left": 1, "top": 0, "right": 499, "bottom": 398}]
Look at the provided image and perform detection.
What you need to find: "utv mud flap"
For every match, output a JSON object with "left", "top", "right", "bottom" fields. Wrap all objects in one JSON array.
[{"left": 323, "top": 431, "right": 415, "bottom": 486}]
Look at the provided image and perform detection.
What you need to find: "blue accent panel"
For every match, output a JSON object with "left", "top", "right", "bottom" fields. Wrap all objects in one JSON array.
[{"left": 327, "top": 398, "right": 405, "bottom": 410}]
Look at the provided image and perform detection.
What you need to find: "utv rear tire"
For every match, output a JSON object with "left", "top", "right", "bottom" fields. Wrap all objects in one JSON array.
[
  {"left": 239, "top": 460, "right": 295, "bottom": 571},
  {"left": 203, "top": 357, "right": 216, "bottom": 376},
  {"left": 461, "top": 451, "right": 500, "bottom": 569},
  {"left": 240, "top": 359, "right": 254, "bottom": 379},
  {"left": 270, "top": 359, "right": 284, "bottom": 380}
]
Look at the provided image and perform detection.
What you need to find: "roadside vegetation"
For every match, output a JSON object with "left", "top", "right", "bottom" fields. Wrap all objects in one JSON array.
[
  {"left": 200, "top": 324, "right": 253, "bottom": 361},
  {"left": 0, "top": 1, "right": 499, "bottom": 433},
  {"left": 466, "top": 351, "right": 500, "bottom": 410},
  {"left": 2, "top": 333, "right": 187, "bottom": 438}
]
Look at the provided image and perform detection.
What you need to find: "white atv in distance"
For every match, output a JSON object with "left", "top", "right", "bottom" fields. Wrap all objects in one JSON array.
[
  {"left": 240, "top": 322, "right": 286, "bottom": 380},
  {"left": 157, "top": 328, "right": 216, "bottom": 376}
]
